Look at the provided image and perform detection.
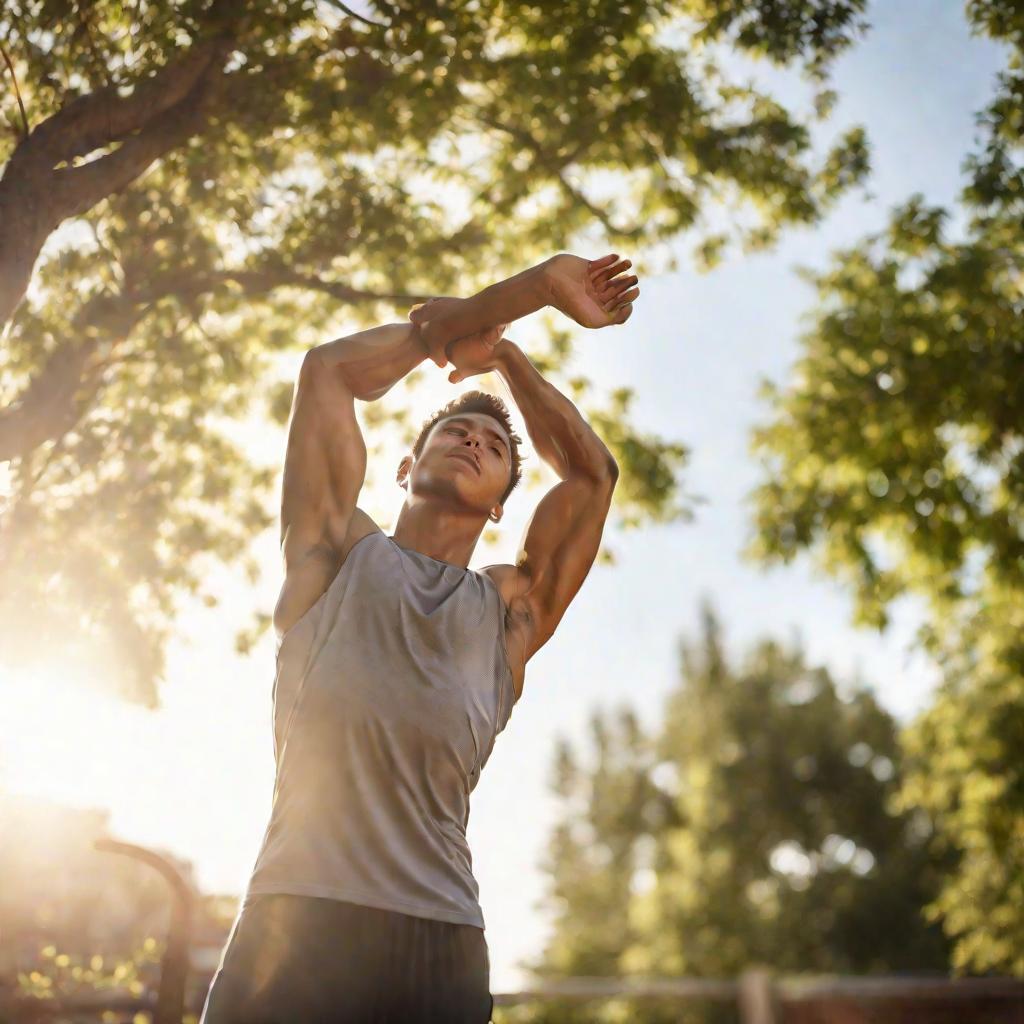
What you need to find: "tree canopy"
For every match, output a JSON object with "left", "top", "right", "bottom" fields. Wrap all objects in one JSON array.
[
  {"left": 0, "top": 0, "right": 869, "bottom": 704},
  {"left": 529, "top": 602, "right": 949, "bottom": 1023},
  {"left": 745, "top": 0, "right": 1024, "bottom": 975}
]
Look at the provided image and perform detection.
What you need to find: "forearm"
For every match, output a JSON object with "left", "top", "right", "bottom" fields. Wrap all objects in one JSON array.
[
  {"left": 309, "top": 323, "right": 430, "bottom": 402},
  {"left": 493, "top": 339, "right": 616, "bottom": 482},
  {"left": 418, "top": 261, "right": 553, "bottom": 351}
]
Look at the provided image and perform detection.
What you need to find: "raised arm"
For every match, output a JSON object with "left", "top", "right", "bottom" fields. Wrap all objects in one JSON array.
[
  {"left": 409, "top": 252, "right": 639, "bottom": 367},
  {"left": 282, "top": 321, "right": 432, "bottom": 554},
  {"left": 491, "top": 338, "right": 619, "bottom": 663},
  {"left": 274, "top": 322, "right": 433, "bottom": 639},
  {"left": 276, "top": 257, "right": 565, "bottom": 589}
]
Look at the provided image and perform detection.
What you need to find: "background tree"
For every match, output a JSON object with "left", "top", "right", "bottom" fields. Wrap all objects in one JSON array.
[
  {"left": 744, "top": 0, "right": 1024, "bottom": 974},
  {"left": 523, "top": 601, "right": 949, "bottom": 1023},
  {"left": 0, "top": 0, "right": 869, "bottom": 705}
]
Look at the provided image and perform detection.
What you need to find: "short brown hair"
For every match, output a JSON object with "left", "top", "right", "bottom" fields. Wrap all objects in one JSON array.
[{"left": 411, "top": 390, "right": 524, "bottom": 506}]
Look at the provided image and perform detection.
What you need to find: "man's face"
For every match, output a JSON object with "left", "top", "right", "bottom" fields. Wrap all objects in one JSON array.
[{"left": 412, "top": 413, "right": 513, "bottom": 510}]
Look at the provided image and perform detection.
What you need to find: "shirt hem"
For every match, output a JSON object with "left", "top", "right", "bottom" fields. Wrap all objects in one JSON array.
[{"left": 243, "top": 879, "right": 486, "bottom": 930}]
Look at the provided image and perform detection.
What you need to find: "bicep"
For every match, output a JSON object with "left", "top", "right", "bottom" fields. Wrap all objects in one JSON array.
[
  {"left": 512, "top": 468, "right": 617, "bottom": 659},
  {"left": 280, "top": 350, "right": 367, "bottom": 570}
]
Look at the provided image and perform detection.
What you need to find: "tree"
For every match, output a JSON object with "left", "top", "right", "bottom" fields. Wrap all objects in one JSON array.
[
  {"left": 0, "top": 0, "right": 869, "bottom": 704},
  {"left": 527, "top": 602, "right": 949, "bottom": 1022},
  {"left": 744, "top": 0, "right": 1024, "bottom": 975}
]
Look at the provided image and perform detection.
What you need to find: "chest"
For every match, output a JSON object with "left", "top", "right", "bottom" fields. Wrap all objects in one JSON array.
[{"left": 273, "top": 545, "right": 513, "bottom": 784}]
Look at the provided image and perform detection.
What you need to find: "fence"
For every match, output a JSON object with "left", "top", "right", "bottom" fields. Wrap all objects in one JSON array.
[
  {"left": 3, "top": 971, "right": 1023, "bottom": 1023},
  {"left": 493, "top": 971, "right": 1024, "bottom": 1022}
]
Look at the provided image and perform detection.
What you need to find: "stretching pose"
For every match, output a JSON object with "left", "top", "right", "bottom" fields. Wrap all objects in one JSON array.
[{"left": 199, "top": 253, "right": 640, "bottom": 1024}]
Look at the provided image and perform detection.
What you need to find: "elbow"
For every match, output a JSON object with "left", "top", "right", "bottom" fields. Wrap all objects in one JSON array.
[
  {"left": 588, "top": 454, "right": 619, "bottom": 493},
  {"left": 302, "top": 348, "right": 363, "bottom": 399}
]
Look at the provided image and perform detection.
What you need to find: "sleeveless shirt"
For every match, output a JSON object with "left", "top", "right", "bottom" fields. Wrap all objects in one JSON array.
[{"left": 242, "top": 529, "right": 517, "bottom": 929}]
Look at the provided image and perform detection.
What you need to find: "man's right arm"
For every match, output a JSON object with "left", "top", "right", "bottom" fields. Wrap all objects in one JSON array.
[
  {"left": 311, "top": 322, "right": 432, "bottom": 402},
  {"left": 281, "top": 317, "right": 442, "bottom": 572},
  {"left": 279, "top": 349, "right": 367, "bottom": 573}
]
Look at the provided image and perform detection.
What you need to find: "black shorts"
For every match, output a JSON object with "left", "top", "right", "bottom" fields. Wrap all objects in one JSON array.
[{"left": 198, "top": 893, "right": 494, "bottom": 1024}]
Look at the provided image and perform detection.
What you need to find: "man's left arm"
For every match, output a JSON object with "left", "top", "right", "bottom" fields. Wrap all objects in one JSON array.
[{"left": 493, "top": 338, "right": 619, "bottom": 662}]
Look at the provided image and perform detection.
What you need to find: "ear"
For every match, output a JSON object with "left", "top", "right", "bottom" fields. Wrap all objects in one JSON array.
[
  {"left": 397, "top": 454, "right": 413, "bottom": 490},
  {"left": 489, "top": 501, "right": 504, "bottom": 524}
]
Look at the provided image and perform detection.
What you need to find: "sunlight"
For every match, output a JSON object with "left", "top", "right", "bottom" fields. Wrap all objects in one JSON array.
[{"left": 0, "top": 662, "right": 143, "bottom": 811}]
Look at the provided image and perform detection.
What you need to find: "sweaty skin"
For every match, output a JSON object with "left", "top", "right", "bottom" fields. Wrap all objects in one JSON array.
[{"left": 274, "top": 253, "right": 639, "bottom": 704}]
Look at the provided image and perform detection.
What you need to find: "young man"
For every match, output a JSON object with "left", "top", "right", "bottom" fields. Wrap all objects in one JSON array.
[{"left": 199, "top": 253, "right": 639, "bottom": 1024}]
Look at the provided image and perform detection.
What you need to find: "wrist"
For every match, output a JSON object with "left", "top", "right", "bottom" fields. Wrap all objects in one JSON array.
[
  {"left": 492, "top": 337, "right": 522, "bottom": 373},
  {"left": 410, "top": 323, "right": 432, "bottom": 362},
  {"left": 473, "top": 260, "right": 554, "bottom": 327},
  {"left": 534, "top": 257, "right": 556, "bottom": 303}
]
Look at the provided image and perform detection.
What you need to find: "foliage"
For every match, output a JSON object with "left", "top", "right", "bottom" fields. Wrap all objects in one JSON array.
[
  {"left": 744, "top": 0, "right": 1024, "bottom": 974},
  {"left": 522, "top": 602, "right": 949, "bottom": 1023},
  {"left": 14, "top": 937, "right": 161, "bottom": 1003},
  {"left": 0, "top": 0, "right": 869, "bottom": 703}
]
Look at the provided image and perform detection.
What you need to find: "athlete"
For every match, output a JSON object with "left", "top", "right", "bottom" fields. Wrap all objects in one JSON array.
[{"left": 199, "top": 252, "right": 640, "bottom": 1023}]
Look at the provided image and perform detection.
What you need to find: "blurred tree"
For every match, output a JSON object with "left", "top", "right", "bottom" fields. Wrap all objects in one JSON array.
[
  {"left": 0, "top": 0, "right": 869, "bottom": 703},
  {"left": 744, "top": 0, "right": 1024, "bottom": 974},
  {"left": 525, "top": 602, "right": 949, "bottom": 1023}
]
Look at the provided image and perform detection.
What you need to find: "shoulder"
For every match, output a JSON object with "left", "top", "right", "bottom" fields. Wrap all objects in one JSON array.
[
  {"left": 479, "top": 563, "right": 524, "bottom": 611},
  {"left": 273, "top": 507, "right": 384, "bottom": 641}
]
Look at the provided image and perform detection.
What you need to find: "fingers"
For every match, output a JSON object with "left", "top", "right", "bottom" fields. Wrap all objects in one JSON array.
[
  {"left": 601, "top": 275, "right": 639, "bottom": 309},
  {"left": 615, "top": 302, "right": 633, "bottom": 325},
  {"left": 592, "top": 257, "right": 631, "bottom": 287},
  {"left": 428, "top": 335, "right": 448, "bottom": 368},
  {"left": 587, "top": 253, "right": 618, "bottom": 273},
  {"left": 409, "top": 298, "right": 439, "bottom": 323},
  {"left": 417, "top": 319, "right": 450, "bottom": 367},
  {"left": 608, "top": 285, "right": 640, "bottom": 311}
]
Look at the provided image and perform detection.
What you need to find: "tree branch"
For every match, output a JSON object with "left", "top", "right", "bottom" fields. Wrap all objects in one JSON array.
[
  {"left": 476, "top": 111, "right": 643, "bottom": 238},
  {"left": 0, "top": 267, "right": 428, "bottom": 464},
  {"left": 555, "top": 172, "right": 644, "bottom": 240},
  {"left": 324, "top": 0, "right": 390, "bottom": 30},
  {"left": 52, "top": 65, "right": 228, "bottom": 219},
  {"left": 0, "top": 35, "right": 234, "bottom": 329},
  {"left": 0, "top": 44, "right": 29, "bottom": 139},
  {"left": 200, "top": 267, "right": 429, "bottom": 305},
  {"left": 27, "top": 37, "right": 231, "bottom": 165}
]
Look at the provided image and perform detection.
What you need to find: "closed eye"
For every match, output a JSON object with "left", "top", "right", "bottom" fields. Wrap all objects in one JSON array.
[{"left": 447, "top": 427, "right": 505, "bottom": 461}]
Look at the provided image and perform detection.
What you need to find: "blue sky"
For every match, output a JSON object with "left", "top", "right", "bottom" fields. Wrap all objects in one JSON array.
[{"left": 0, "top": 0, "right": 1007, "bottom": 996}]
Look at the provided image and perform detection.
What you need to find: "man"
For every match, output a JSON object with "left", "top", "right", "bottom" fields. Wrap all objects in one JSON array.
[{"left": 199, "top": 252, "right": 639, "bottom": 1024}]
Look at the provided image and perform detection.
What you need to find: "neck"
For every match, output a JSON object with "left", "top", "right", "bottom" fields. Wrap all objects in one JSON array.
[{"left": 391, "top": 503, "right": 487, "bottom": 568}]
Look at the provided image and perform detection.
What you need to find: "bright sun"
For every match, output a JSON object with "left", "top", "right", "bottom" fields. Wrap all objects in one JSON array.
[{"left": 0, "top": 662, "right": 143, "bottom": 810}]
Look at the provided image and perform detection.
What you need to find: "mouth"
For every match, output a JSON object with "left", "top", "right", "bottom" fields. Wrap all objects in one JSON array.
[{"left": 448, "top": 451, "right": 481, "bottom": 475}]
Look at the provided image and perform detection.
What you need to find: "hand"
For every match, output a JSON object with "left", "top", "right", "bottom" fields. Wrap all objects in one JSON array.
[
  {"left": 408, "top": 296, "right": 461, "bottom": 368},
  {"left": 444, "top": 322, "right": 508, "bottom": 384},
  {"left": 543, "top": 252, "right": 639, "bottom": 328}
]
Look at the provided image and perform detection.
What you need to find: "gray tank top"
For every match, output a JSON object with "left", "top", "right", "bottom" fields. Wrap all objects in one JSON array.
[{"left": 242, "top": 528, "right": 516, "bottom": 929}]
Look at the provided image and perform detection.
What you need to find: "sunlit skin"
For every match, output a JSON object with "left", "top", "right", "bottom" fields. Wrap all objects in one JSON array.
[
  {"left": 409, "top": 253, "right": 639, "bottom": 368},
  {"left": 274, "top": 252, "right": 639, "bottom": 703}
]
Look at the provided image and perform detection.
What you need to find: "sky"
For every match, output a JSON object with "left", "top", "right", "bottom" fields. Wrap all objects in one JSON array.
[{"left": 0, "top": 0, "right": 1009, "bottom": 995}]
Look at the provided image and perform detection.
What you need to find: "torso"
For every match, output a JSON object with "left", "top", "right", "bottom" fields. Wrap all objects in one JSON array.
[{"left": 273, "top": 510, "right": 528, "bottom": 704}]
